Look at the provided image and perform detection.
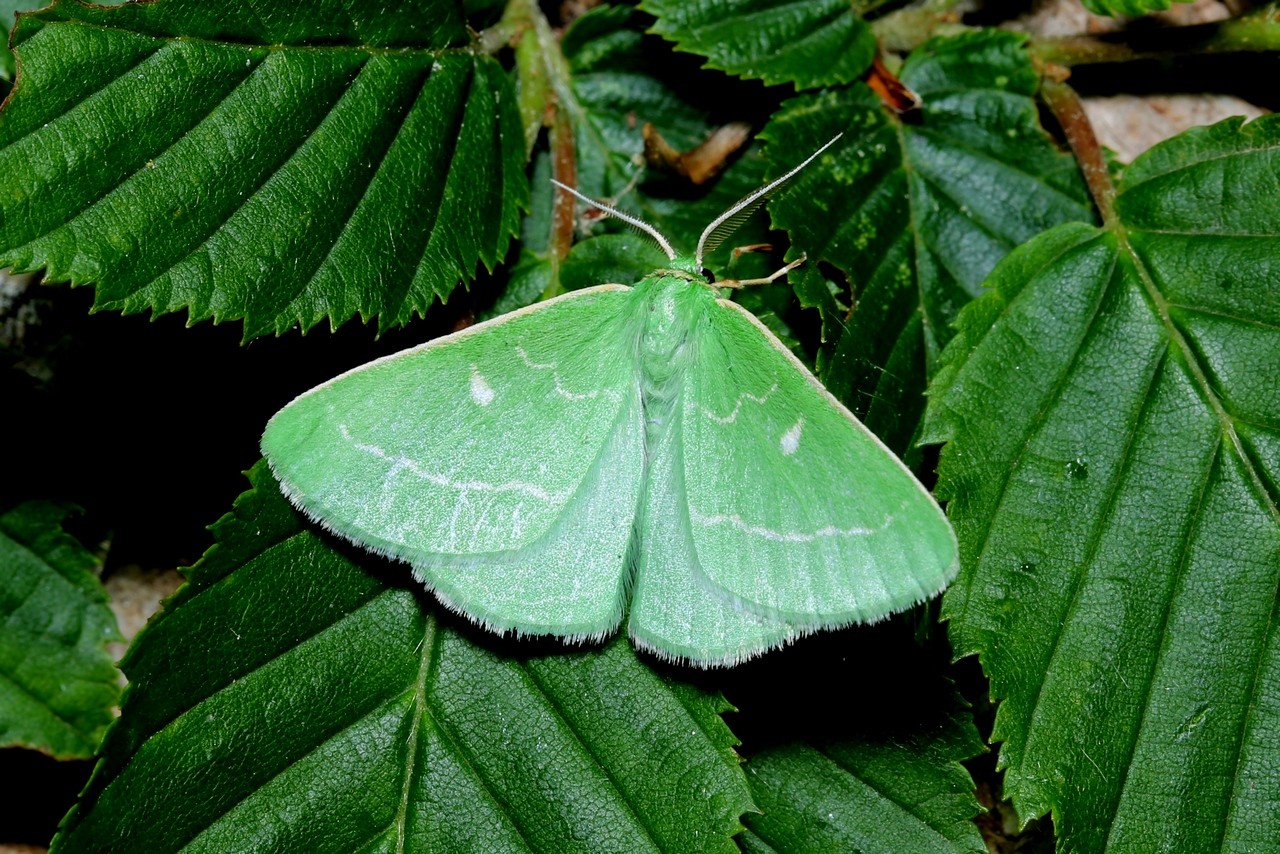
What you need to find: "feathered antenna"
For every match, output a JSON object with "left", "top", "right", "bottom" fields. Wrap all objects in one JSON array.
[
  {"left": 695, "top": 134, "right": 843, "bottom": 270},
  {"left": 551, "top": 179, "right": 677, "bottom": 261}
]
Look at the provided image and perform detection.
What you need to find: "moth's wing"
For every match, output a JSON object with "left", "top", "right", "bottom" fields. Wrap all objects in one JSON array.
[
  {"left": 263, "top": 285, "right": 645, "bottom": 638},
  {"left": 627, "top": 412, "right": 801, "bottom": 667},
  {"left": 680, "top": 299, "right": 958, "bottom": 627}
]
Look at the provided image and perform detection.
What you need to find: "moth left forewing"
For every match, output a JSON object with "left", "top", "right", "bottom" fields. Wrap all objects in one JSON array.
[
  {"left": 681, "top": 299, "right": 958, "bottom": 627},
  {"left": 263, "top": 284, "right": 646, "bottom": 638}
]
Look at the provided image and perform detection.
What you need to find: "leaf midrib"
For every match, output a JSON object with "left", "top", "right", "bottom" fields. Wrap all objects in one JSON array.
[
  {"left": 1114, "top": 197, "right": 1280, "bottom": 851},
  {"left": 393, "top": 614, "right": 439, "bottom": 854},
  {"left": 945, "top": 235, "right": 1116, "bottom": 636},
  {"left": 521, "top": 665, "right": 665, "bottom": 852},
  {"left": 1115, "top": 222, "right": 1280, "bottom": 528},
  {"left": 821, "top": 746, "right": 961, "bottom": 846}
]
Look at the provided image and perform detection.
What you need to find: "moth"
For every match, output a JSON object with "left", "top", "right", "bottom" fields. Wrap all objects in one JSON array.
[{"left": 262, "top": 137, "right": 957, "bottom": 666}]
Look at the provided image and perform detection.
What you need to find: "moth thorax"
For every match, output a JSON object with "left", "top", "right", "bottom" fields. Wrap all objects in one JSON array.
[{"left": 637, "top": 278, "right": 699, "bottom": 436}]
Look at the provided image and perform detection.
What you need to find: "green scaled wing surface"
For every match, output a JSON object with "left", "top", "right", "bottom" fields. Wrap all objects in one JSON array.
[
  {"left": 264, "top": 285, "right": 645, "bottom": 640},
  {"left": 683, "top": 300, "right": 957, "bottom": 625}
]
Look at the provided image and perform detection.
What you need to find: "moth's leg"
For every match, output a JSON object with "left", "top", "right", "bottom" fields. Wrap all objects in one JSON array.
[{"left": 717, "top": 253, "right": 806, "bottom": 290}]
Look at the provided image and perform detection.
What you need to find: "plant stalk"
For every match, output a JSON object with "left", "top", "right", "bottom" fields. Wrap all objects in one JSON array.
[
  {"left": 1040, "top": 77, "right": 1117, "bottom": 227},
  {"left": 1033, "top": 3, "right": 1280, "bottom": 66}
]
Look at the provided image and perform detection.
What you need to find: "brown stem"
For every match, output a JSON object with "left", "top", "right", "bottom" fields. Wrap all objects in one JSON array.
[
  {"left": 547, "top": 109, "right": 577, "bottom": 297},
  {"left": 1040, "top": 77, "right": 1116, "bottom": 227}
]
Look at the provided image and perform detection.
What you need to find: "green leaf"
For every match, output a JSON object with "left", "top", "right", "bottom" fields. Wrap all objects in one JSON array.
[
  {"left": 740, "top": 692, "right": 985, "bottom": 853},
  {"left": 0, "top": 501, "right": 121, "bottom": 759},
  {"left": 558, "top": 233, "right": 670, "bottom": 292},
  {"left": 923, "top": 114, "right": 1280, "bottom": 852},
  {"left": 0, "top": 0, "right": 46, "bottom": 81},
  {"left": 564, "top": 5, "right": 712, "bottom": 204},
  {"left": 54, "top": 462, "right": 754, "bottom": 853},
  {"left": 763, "top": 30, "right": 1093, "bottom": 452},
  {"left": 641, "top": 0, "right": 875, "bottom": 89},
  {"left": 1080, "top": 0, "right": 1188, "bottom": 18},
  {"left": 0, "top": 0, "right": 526, "bottom": 339}
]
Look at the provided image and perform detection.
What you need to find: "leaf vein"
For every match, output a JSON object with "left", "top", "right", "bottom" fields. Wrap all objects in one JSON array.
[
  {"left": 1, "top": 40, "right": 162, "bottom": 150},
  {"left": 398, "top": 60, "right": 475, "bottom": 321},
  {"left": 521, "top": 666, "right": 664, "bottom": 852},
  {"left": 1017, "top": 341, "right": 1168, "bottom": 785},
  {"left": 1168, "top": 302, "right": 1280, "bottom": 333},
  {"left": 117, "top": 52, "right": 362, "bottom": 308},
  {"left": 1127, "top": 227, "right": 1280, "bottom": 239},
  {"left": 1100, "top": 433, "right": 1221, "bottom": 850},
  {"left": 1216, "top": 516, "right": 1280, "bottom": 852},
  {"left": 1122, "top": 225, "right": 1280, "bottom": 529},
  {"left": 946, "top": 236, "right": 1117, "bottom": 631},
  {"left": 909, "top": 124, "right": 1091, "bottom": 224},
  {"left": 284, "top": 60, "right": 431, "bottom": 331},
  {"left": 392, "top": 614, "right": 440, "bottom": 854},
  {"left": 421, "top": 700, "right": 538, "bottom": 851},
  {"left": 0, "top": 669, "right": 85, "bottom": 735},
  {"left": 820, "top": 746, "right": 958, "bottom": 843}
]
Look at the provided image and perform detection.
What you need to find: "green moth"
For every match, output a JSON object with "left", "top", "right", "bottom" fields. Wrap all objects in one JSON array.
[{"left": 262, "top": 138, "right": 958, "bottom": 666}]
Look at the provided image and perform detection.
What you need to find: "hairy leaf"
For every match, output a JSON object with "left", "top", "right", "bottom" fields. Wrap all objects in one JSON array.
[
  {"left": 923, "top": 114, "right": 1280, "bottom": 852},
  {"left": 53, "top": 463, "right": 753, "bottom": 853},
  {"left": 764, "top": 31, "right": 1092, "bottom": 452},
  {"left": 641, "top": 0, "right": 874, "bottom": 89},
  {"left": 739, "top": 689, "right": 984, "bottom": 853},
  {"left": 0, "top": 501, "right": 121, "bottom": 758},
  {"left": 0, "top": 0, "right": 525, "bottom": 339}
]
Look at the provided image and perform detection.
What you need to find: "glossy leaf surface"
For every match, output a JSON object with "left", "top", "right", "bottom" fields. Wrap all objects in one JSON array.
[
  {"left": 764, "top": 31, "right": 1092, "bottom": 452},
  {"left": 0, "top": 501, "right": 120, "bottom": 758},
  {"left": 0, "top": 0, "right": 525, "bottom": 338},
  {"left": 738, "top": 667, "right": 984, "bottom": 854},
  {"left": 923, "top": 115, "right": 1280, "bottom": 852},
  {"left": 53, "top": 463, "right": 753, "bottom": 853},
  {"left": 641, "top": 0, "right": 875, "bottom": 89}
]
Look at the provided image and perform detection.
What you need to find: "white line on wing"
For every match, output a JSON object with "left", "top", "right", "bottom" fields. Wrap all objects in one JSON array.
[
  {"left": 338, "top": 424, "right": 570, "bottom": 503},
  {"left": 700, "top": 383, "right": 778, "bottom": 424},
  {"left": 688, "top": 505, "right": 890, "bottom": 542}
]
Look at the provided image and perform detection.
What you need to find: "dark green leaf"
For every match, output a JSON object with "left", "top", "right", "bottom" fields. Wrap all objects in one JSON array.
[
  {"left": 564, "top": 5, "right": 712, "bottom": 204},
  {"left": 54, "top": 463, "right": 753, "bottom": 853},
  {"left": 559, "top": 233, "right": 670, "bottom": 292},
  {"left": 0, "top": 0, "right": 46, "bottom": 81},
  {"left": 740, "top": 693, "right": 985, "bottom": 853},
  {"left": 641, "top": 0, "right": 875, "bottom": 89},
  {"left": 763, "top": 31, "right": 1092, "bottom": 453},
  {"left": 923, "top": 114, "right": 1280, "bottom": 852},
  {"left": 481, "top": 248, "right": 553, "bottom": 319},
  {"left": 0, "top": 501, "right": 121, "bottom": 758},
  {"left": 0, "top": 0, "right": 526, "bottom": 339},
  {"left": 1080, "top": 0, "right": 1186, "bottom": 18}
]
